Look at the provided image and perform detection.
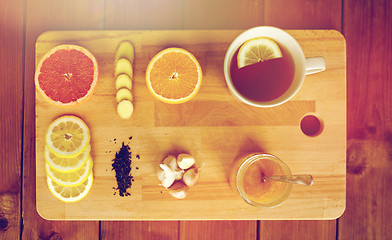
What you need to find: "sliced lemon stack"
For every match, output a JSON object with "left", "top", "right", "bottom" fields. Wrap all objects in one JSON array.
[
  {"left": 115, "top": 41, "right": 135, "bottom": 119},
  {"left": 45, "top": 115, "right": 94, "bottom": 202}
]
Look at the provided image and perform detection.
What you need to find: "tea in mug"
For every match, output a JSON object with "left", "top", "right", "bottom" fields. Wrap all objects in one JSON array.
[{"left": 230, "top": 43, "right": 295, "bottom": 102}]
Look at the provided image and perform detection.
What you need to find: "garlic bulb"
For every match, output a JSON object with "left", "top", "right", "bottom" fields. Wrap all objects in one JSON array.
[{"left": 158, "top": 153, "right": 202, "bottom": 198}]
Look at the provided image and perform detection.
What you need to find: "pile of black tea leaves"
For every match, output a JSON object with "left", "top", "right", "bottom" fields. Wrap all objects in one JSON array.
[{"left": 112, "top": 142, "right": 134, "bottom": 196}]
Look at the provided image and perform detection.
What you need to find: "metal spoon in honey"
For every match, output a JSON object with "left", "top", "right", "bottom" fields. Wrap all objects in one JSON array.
[{"left": 262, "top": 174, "right": 313, "bottom": 186}]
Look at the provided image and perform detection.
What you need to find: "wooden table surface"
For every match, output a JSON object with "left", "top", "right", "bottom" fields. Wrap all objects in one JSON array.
[
  {"left": 0, "top": 0, "right": 390, "bottom": 239},
  {"left": 34, "top": 30, "right": 346, "bottom": 220}
]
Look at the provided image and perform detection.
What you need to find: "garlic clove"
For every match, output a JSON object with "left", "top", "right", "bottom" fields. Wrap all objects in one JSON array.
[
  {"left": 183, "top": 168, "right": 199, "bottom": 187},
  {"left": 157, "top": 164, "right": 176, "bottom": 188},
  {"left": 174, "top": 169, "right": 184, "bottom": 180},
  {"left": 157, "top": 167, "right": 165, "bottom": 181},
  {"left": 177, "top": 153, "right": 195, "bottom": 170},
  {"left": 168, "top": 181, "right": 188, "bottom": 199},
  {"left": 163, "top": 155, "right": 178, "bottom": 171},
  {"left": 163, "top": 155, "right": 184, "bottom": 180}
]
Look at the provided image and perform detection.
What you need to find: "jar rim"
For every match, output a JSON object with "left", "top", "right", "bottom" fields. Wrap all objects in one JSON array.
[{"left": 236, "top": 153, "right": 293, "bottom": 208}]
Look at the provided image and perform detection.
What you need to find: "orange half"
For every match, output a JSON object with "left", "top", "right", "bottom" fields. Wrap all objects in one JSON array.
[{"left": 146, "top": 48, "right": 202, "bottom": 104}]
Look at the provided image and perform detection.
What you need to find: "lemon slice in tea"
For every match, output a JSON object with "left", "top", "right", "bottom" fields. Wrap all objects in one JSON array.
[{"left": 237, "top": 37, "right": 282, "bottom": 69}]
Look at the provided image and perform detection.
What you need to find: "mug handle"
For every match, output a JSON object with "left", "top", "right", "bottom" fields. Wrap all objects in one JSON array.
[{"left": 305, "top": 57, "right": 326, "bottom": 75}]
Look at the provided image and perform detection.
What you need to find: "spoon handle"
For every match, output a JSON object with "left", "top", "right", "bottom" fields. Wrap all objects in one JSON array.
[{"left": 265, "top": 174, "right": 313, "bottom": 186}]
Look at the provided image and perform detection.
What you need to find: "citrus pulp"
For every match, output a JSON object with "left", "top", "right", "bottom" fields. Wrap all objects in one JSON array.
[
  {"left": 237, "top": 37, "right": 282, "bottom": 69},
  {"left": 35, "top": 44, "right": 98, "bottom": 107},
  {"left": 146, "top": 48, "right": 202, "bottom": 104}
]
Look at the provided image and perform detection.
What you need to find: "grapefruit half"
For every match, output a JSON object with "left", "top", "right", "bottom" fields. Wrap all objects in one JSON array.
[{"left": 35, "top": 45, "right": 98, "bottom": 107}]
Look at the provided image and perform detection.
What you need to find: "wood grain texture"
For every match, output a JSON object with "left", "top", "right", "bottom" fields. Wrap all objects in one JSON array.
[
  {"left": 104, "top": 0, "right": 183, "bottom": 235},
  {"left": 344, "top": 0, "right": 392, "bottom": 140},
  {"left": 35, "top": 30, "right": 345, "bottom": 220},
  {"left": 260, "top": 0, "right": 343, "bottom": 238},
  {"left": 264, "top": 0, "right": 342, "bottom": 30},
  {"left": 260, "top": 220, "right": 336, "bottom": 240},
  {"left": 101, "top": 221, "right": 179, "bottom": 240},
  {"left": 105, "top": 0, "right": 183, "bottom": 30},
  {"left": 342, "top": 140, "right": 392, "bottom": 239},
  {"left": 340, "top": 0, "right": 392, "bottom": 239},
  {"left": 183, "top": 0, "right": 263, "bottom": 29},
  {"left": 0, "top": 0, "right": 25, "bottom": 239},
  {"left": 179, "top": 221, "right": 257, "bottom": 240},
  {"left": 5, "top": 0, "right": 392, "bottom": 238},
  {"left": 182, "top": 0, "right": 262, "bottom": 236},
  {"left": 155, "top": 101, "right": 315, "bottom": 126},
  {"left": 11, "top": 0, "right": 391, "bottom": 238},
  {"left": 22, "top": 1, "right": 104, "bottom": 239},
  {"left": 22, "top": 222, "right": 99, "bottom": 240}
]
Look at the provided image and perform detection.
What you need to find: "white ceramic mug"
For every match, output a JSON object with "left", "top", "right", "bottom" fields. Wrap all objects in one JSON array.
[{"left": 224, "top": 26, "right": 326, "bottom": 108}]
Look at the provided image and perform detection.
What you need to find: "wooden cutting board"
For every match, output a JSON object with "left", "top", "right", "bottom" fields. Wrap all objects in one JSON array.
[{"left": 35, "top": 30, "right": 346, "bottom": 220}]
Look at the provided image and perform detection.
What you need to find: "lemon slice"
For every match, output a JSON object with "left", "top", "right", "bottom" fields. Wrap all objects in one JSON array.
[
  {"left": 237, "top": 37, "right": 282, "bottom": 69},
  {"left": 47, "top": 173, "right": 93, "bottom": 203},
  {"left": 46, "top": 157, "right": 92, "bottom": 187},
  {"left": 46, "top": 115, "right": 90, "bottom": 158},
  {"left": 45, "top": 144, "right": 90, "bottom": 173}
]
